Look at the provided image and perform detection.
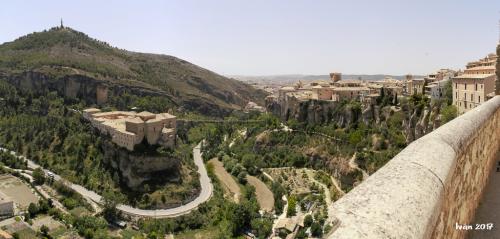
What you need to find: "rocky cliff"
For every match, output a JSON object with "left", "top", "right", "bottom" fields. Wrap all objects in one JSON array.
[
  {"left": 267, "top": 97, "right": 442, "bottom": 144},
  {"left": 3, "top": 70, "right": 174, "bottom": 105},
  {"left": 101, "top": 140, "right": 180, "bottom": 190},
  {"left": 267, "top": 98, "right": 365, "bottom": 127}
]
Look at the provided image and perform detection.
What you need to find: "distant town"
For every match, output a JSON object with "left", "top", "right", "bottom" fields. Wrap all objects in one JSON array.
[{"left": 242, "top": 53, "right": 497, "bottom": 116}]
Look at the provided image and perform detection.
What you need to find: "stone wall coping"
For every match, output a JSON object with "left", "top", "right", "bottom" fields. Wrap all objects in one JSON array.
[{"left": 326, "top": 96, "right": 500, "bottom": 239}]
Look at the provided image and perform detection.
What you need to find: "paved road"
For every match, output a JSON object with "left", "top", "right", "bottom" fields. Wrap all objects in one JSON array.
[
  {"left": 1, "top": 143, "right": 213, "bottom": 218},
  {"left": 0, "top": 151, "right": 69, "bottom": 214}
]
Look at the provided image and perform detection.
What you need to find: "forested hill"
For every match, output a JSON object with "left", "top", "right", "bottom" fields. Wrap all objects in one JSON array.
[{"left": 0, "top": 26, "right": 267, "bottom": 115}]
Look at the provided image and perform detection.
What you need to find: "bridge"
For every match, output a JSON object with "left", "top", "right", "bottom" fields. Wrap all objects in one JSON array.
[
  {"left": 176, "top": 118, "right": 264, "bottom": 124},
  {"left": 325, "top": 96, "right": 500, "bottom": 239}
]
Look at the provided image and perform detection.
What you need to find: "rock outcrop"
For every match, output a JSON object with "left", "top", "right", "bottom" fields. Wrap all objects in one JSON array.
[
  {"left": 101, "top": 140, "right": 180, "bottom": 190},
  {"left": 267, "top": 97, "right": 442, "bottom": 144},
  {"left": 2, "top": 70, "right": 176, "bottom": 107}
]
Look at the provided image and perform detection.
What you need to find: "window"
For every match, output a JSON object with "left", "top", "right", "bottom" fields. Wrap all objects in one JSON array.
[
  {"left": 464, "top": 93, "right": 466, "bottom": 100},
  {"left": 475, "top": 83, "right": 477, "bottom": 91},
  {"left": 471, "top": 94, "right": 473, "bottom": 101},
  {"left": 455, "top": 83, "right": 458, "bottom": 88},
  {"left": 479, "top": 96, "right": 481, "bottom": 103},
  {"left": 455, "top": 92, "right": 458, "bottom": 99},
  {"left": 465, "top": 84, "right": 467, "bottom": 90}
]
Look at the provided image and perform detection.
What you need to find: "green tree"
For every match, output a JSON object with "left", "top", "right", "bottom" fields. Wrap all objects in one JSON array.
[
  {"left": 250, "top": 218, "right": 272, "bottom": 239},
  {"left": 310, "top": 222, "right": 323, "bottom": 237},
  {"left": 304, "top": 214, "right": 313, "bottom": 227},
  {"left": 38, "top": 199, "right": 50, "bottom": 213},
  {"left": 286, "top": 196, "right": 297, "bottom": 217},
  {"left": 40, "top": 225, "right": 50, "bottom": 238},
  {"left": 237, "top": 171, "right": 248, "bottom": 184},
  {"left": 296, "top": 229, "right": 307, "bottom": 239},
  {"left": 101, "top": 190, "right": 120, "bottom": 221},
  {"left": 443, "top": 80, "right": 453, "bottom": 105},
  {"left": 28, "top": 203, "right": 39, "bottom": 217},
  {"left": 32, "top": 167, "right": 46, "bottom": 185},
  {"left": 441, "top": 105, "right": 457, "bottom": 124}
]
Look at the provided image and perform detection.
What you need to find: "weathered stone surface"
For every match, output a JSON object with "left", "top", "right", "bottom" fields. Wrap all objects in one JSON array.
[
  {"left": 326, "top": 96, "right": 500, "bottom": 239},
  {"left": 328, "top": 159, "right": 443, "bottom": 239},
  {"left": 3, "top": 70, "right": 175, "bottom": 106},
  {"left": 102, "top": 140, "right": 180, "bottom": 189}
]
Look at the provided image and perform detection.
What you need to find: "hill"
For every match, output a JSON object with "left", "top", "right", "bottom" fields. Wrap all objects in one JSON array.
[{"left": 0, "top": 26, "right": 267, "bottom": 115}]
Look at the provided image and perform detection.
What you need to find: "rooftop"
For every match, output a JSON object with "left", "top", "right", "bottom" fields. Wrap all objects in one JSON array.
[
  {"left": 465, "top": 65, "right": 496, "bottom": 71},
  {"left": 137, "top": 111, "right": 155, "bottom": 117},
  {"left": 336, "top": 79, "right": 363, "bottom": 84},
  {"left": 275, "top": 215, "right": 305, "bottom": 232},
  {"left": 334, "top": 87, "right": 370, "bottom": 91},
  {"left": 454, "top": 74, "right": 495, "bottom": 79}
]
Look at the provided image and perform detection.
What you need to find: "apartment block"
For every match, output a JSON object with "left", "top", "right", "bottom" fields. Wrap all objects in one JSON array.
[{"left": 452, "top": 53, "right": 497, "bottom": 114}]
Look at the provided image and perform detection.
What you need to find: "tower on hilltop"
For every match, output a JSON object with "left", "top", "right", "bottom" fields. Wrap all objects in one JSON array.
[{"left": 60, "top": 18, "right": 64, "bottom": 28}]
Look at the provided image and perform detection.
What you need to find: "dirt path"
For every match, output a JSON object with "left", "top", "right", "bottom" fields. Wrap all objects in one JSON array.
[
  {"left": 208, "top": 158, "right": 240, "bottom": 203},
  {"left": 305, "top": 169, "right": 332, "bottom": 207},
  {"left": 349, "top": 153, "right": 369, "bottom": 180},
  {"left": 246, "top": 175, "right": 274, "bottom": 212},
  {"left": 330, "top": 175, "right": 345, "bottom": 197}
]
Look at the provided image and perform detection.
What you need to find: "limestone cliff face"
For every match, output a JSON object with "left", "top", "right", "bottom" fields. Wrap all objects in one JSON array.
[
  {"left": 267, "top": 98, "right": 441, "bottom": 144},
  {"left": 4, "top": 71, "right": 107, "bottom": 104},
  {"left": 2, "top": 70, "right": 245, "bottom": 116},
  {"left": 267, "top": 98, "right": 341, "bottom": 125},
  {"left": 2, "top": 70, "right": 178, "bottom": 106},
  {"left": 101, "top": 140, "right": 180, "bottom": 190},
  {"left": 403, "top": 104, "right": 441, "bottom": 144}
]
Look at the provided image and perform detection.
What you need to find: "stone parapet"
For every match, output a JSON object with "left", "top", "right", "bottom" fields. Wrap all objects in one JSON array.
[{"left": 326, "top": 96, "right": 500, "bottom": 239}]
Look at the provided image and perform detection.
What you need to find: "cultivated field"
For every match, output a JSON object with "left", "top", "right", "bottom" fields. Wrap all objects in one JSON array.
[
  {"left": 0, "top": 174, "right": 38, "bottom": 210},
  {"left": 263, "top": 168, "right": 313, "bottom": 195},
  {"left": 246, "top": 175, "right": 274, "bottom": 212},
  {"left": 31, "top": 215, "right": 64, "bottom": 231},
  {"left": 208, "top": 159, "right": 241, "bottom": 202}
]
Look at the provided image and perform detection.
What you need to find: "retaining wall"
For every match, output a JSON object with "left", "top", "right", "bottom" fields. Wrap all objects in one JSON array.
[{"left": 326, "top": 96, "right": 500, "bottom": 239}]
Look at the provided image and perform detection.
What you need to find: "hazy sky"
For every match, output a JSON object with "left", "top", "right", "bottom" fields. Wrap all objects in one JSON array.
[{"left": 1, "top": 0, "right": 499, "bottom": 76}]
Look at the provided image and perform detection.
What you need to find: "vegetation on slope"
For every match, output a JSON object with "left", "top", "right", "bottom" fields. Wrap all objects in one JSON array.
[
  {"left": 0, "top": 80, "right": 198, "bottom": 209},
  {"left": 0, "top": 26, "right": 267, "bottom": 115}
]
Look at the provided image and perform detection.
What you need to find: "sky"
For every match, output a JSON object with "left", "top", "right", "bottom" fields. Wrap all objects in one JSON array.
[{"left": 1, "top": 0, "right": 499, "bottom": 76}]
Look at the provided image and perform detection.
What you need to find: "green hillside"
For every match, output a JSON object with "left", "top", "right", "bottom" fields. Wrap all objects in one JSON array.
[{"left": 0, "top": 26, "right": 267, "bottom": 115}]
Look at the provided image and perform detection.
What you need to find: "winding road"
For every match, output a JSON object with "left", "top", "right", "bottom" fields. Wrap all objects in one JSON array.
[{"left": 1, "top": 143, "right": 213, "bottom": 218}]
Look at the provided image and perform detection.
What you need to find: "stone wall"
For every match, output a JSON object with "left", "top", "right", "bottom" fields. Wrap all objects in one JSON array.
[{"left": 326, "top": 96, "right": 500, "bottom": 239}]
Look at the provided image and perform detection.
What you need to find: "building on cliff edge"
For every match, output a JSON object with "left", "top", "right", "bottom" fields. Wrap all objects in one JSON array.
[
  {"left": 83, "top": 108, "right": 176, "bottom": 151},
  {"left": 452, "top": 53, "right": 497, "bottom": 114}
]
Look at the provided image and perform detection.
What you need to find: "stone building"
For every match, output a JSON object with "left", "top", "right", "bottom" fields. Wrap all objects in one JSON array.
[
  {"left": 452, "top": 53, "right": 497, "bottom": 114},
  {"left": 332, "top": 87, "right": 371, "bottom": 101},
  {"left": 330, "top": 72, "right": 342, "bottom": 82},
  {"left": 0, "top": 192, "right": 13, "bottom": 219},
  {"left": 408, "top": 78, "right": 426, "bottom": 95},
  {"left": 425, "top": 78, "right": 450, "bottom": 100},
  {"left": 423, "top": 69, "right": 456, "bottom": 100},
  {"left": 83, "top": 108, "right": 176, "bottom": 151}
]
